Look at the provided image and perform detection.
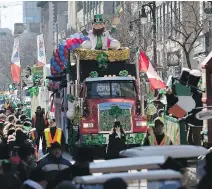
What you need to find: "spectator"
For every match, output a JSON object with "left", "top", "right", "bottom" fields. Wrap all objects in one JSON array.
[
  {"left": 37, "top": 142, "right": 72, "bottom": 182},
  {"left": 22, "top": 180, "right": 43, "bottom": 189},
  {"left": 29, "top": 167, "right": 48, "bottom": 189},
  {"left": 54, "top": 181, "right": 77, "bottom": 189},
  {"left": 106, "top": 121, "right": 126, "bottom": 159},
  {"left": 0, "top": 173, "right": 22, "bottom": 189},
  {"left": 0, "top": 121, "right": 5, "bottom": 144},
  {"left": 32, "top": 106, "right": 47, "bottom": 152},
  {"left": 7, "top": 115, "right": 16, "bottom": 124},
  {"left": 104, "top": 178, "right": 127, "bottom": 189}
]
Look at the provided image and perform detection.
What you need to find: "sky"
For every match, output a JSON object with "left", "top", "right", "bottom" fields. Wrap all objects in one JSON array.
[{"left": 0, "top": 1, "right": 23, "bottom": 32}]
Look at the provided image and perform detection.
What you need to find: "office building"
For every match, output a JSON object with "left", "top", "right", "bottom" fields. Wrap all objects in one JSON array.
[{"left": 23, "top": 1, "right": 41, "bottom": 33}]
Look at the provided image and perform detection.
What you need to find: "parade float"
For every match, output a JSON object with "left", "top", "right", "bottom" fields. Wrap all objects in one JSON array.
[
  {"left": 65, "top": 14, "right": 147, "bottom": 158},
  {"left": 47, "top": 14, "right": 148, "bottom": 157}
]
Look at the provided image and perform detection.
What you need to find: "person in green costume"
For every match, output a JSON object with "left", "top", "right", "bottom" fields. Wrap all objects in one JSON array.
[{"left": 80, "top": 14, "right": 121, "bottom": 50}]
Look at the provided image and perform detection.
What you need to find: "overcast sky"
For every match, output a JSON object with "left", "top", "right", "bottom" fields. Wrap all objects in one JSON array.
[{"left": 0, "top": 1, "right": 23, "bottom": 32}]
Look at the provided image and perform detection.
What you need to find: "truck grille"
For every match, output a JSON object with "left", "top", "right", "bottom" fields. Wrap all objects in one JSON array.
[{"left": 99, "top": 109, "right": 132, "bottom": 132}]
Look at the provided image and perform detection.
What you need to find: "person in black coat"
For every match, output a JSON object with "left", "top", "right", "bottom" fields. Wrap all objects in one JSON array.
[{"left": 106, "top": 121, "right": 126, "bottom": 160}]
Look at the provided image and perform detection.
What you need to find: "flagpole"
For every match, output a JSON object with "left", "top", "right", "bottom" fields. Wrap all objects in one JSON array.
[{"left": 136, "top": 49, "right": 144, "bottom": 115}]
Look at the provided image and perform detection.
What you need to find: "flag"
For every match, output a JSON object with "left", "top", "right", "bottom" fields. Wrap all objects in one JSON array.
[
  {"left": 11, "top": 37, "right": 20, "bottom": 83},
  {"left": 37, "top": 34, "right": 46, "bottom": 66},
  {"left": 139, "top": 50, "right": 166, "bottom": 89}
]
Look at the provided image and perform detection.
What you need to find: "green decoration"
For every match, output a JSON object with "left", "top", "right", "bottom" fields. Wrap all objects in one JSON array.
[
  {"left": 90, "top": 71, "right": 98, "bottom": 78},
  {"left": 96, "top": 52, "right": 109, "bottom": 71},
  {"left": 109, "top": 105, "right": 122, "bottom": 119},
  {"left": 119, "top": 70, "right": 128, "bottom": 77},
  {"left": 29, "top": 86, "right": 39, "bottom": 97},
  {"left": 159, "top": 89, "right": 166, "bottom": 95},
  {"left": 145, "top": 104, "right": 157, "bottom": 116},
  {"left": 67, "top": 94, "right": 75, "bottom": 102},
  {"left": 99, "top": 108, "right": 131, "bottom": 131}
]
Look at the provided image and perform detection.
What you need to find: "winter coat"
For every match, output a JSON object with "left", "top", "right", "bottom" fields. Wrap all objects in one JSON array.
[
  {"left": 37, "top": 154, "right": 72, "bottom": 181},
  {"left": 106, "top": 129, "right": 126, "bottom": 159}
]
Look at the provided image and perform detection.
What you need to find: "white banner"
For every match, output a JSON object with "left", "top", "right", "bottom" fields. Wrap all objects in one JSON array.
[
  {"left": 37, "top": 33, "right": 46, "bottom": 66},
  {"left": 11, "top": 37, "right": 20, "bottom": 67}
]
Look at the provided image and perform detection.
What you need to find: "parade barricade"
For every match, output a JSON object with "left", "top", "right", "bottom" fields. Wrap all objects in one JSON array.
[
  {"left": 73, "top": 170, "right": 183, "bottom": 189},
  {"left": 89, "top": 156, "right": 166, "bottom": 174},
  {"left": 119, "top": 145, "right": 208, "bottom": 159}
]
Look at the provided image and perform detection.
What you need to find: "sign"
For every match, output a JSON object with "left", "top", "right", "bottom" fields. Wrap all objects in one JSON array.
[
  {"left": 196, "top": 110, "right": 212, "bottom": 120},
  {"left": 96, "top": 83, "right": 120, "bottom": 96},
  {"left": 37, "top": 33, "right": 46, "bottom": 66}
]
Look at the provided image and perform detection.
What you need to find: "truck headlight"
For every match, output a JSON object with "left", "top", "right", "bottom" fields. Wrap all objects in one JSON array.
[
  {"left": 136, "top": 121, "right": 147, "bottom": 127},
  {"left": 83, "top": 123, "right": 94, "bottom": 128}
]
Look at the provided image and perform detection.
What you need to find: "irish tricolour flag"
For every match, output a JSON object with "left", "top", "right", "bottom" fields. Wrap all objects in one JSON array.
[
  {"left": 139, "top": 50, "right": 166, "bottom": 89},
  {"left": 11, "top": 37, "right": 20, "bottom": 83}
]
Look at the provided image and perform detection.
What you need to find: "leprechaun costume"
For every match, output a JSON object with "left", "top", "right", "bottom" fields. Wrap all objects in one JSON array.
[{"left": 81, "top": 14, "right": 121, "bottom": 50}]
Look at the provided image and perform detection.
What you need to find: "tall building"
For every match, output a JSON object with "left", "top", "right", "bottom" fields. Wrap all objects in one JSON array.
[
  {"left": 23, "top": 1, "right": 41, "bottom": 33},
  {"left": 37, "top": 1, "right": 68, "bottom": 61},
  {"left": 68, "top": 1, "right": 123, "bottom": 32}
]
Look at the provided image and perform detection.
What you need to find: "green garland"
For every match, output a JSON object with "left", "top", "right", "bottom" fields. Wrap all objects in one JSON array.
[
  {"left": 90, "top": 71, "right": 98, "bottom": 78},
  {"left": 119, "top": 70, "right": 128, "bottom": 77},
  {"left": 109, "top": 105, "right": 122, "bottom": 118},
  {"left": 96, "top": 52, "right": 109, "bottom": 71},
  {"left": 29, "top": 86, "right": 39, "bottom": 97},
  {"left": 67, "top": 94, "right": 75, "bottom": 102}
]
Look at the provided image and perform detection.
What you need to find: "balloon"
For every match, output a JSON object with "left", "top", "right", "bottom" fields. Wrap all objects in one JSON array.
[
  {"left": 56, "top": 49, "right": 59, "bottom": 53},
  {"left": 55, "top": 57, "right": 60, "bottom": 63},
  {"left": 72, "top": 39, "right": 77, "bottom": 44},
  {"left": 62, "top": 40, "right": 66, "bottom": 45}
]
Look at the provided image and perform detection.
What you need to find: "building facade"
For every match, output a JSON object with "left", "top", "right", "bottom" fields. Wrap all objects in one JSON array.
[
  {"left": 138, "top": 1, "right": 212, "bottom": 78},
  {"left": 37, "top": 1, "right": 68, "bottom": 61},
  {"left": 68, "top": 1, "right": 123, "bottom": 32},
  {"left": 23, "top": 1, "right": 41, "bottom": 33}
]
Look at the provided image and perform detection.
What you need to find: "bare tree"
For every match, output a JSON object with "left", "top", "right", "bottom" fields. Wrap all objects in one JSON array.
[
  {"left": 0, "top": 33, "right": 14, "bottom": 84},
  {"left": 105, "top": 1, "right": 153, "bottom": 63},
  {"left": 168, "top": 1, "right": 211, "bottom": 69},
  {"left": 19, "top": 32, "right": 37, "bottom": 69}
]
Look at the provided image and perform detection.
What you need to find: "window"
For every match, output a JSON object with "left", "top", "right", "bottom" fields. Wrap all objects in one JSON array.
[{"left": 86, "top": 80, "right": 137, "bottom": 99}]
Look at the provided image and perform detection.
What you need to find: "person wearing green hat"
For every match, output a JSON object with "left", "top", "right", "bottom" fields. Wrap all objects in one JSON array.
[{"left": 80, "top": 14, "right": 120, "bottom": 50}]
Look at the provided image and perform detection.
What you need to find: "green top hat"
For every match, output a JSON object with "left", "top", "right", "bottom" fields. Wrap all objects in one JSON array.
[{"left": 93, "top": 14, "right": 104, "bottom": 23}]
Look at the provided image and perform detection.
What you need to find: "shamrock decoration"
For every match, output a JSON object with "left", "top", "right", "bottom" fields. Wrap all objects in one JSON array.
[
  {"left": 119, "top": 70, "right": 128, "bottom": 77},
  {"left": 29, "top": 86, "right": 39, "bottom": 97},
  {"left": 126, "top": 134, "right": 134, "bottom": 144},
  {"left": 67, "top": 94, "right": 75, "bottom": 102},
  {"left": 134, "top": 133, "right": 145, "bottom": 144},
  {"left": 96, "top": 52, "right": 109, "bottom": 71},
  {"left": 109, "top": 105, "right": 122, "bottom": 119},
  {"left": 90, "top": 71, "right": 98, "bottom": 78}
]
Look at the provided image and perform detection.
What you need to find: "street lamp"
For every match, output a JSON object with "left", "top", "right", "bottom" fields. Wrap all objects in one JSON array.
[{"left": 140, "top": 7, "right": 147, "bottom": 24}]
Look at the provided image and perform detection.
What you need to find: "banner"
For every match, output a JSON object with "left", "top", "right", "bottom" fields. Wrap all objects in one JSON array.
[
  {"left": 37, "top": 33, "right": 46, "bottom": 66},
  {"left": 11, "top": 37, "right": 21, "bottom": 83}
]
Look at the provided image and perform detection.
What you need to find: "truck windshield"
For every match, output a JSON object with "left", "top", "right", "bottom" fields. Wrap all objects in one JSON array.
[{"left": 86, "top": 80, "right": 137, "bottom": 99}]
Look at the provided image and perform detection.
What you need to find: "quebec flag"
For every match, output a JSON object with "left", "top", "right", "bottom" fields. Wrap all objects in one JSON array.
[{"left": 11, "top": 37, "right": 21, "bottom": 83}]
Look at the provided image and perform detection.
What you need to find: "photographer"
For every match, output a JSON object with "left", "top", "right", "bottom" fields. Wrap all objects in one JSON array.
[{"left": 106, "top": 121, "right": 126, "bottom": 160}]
